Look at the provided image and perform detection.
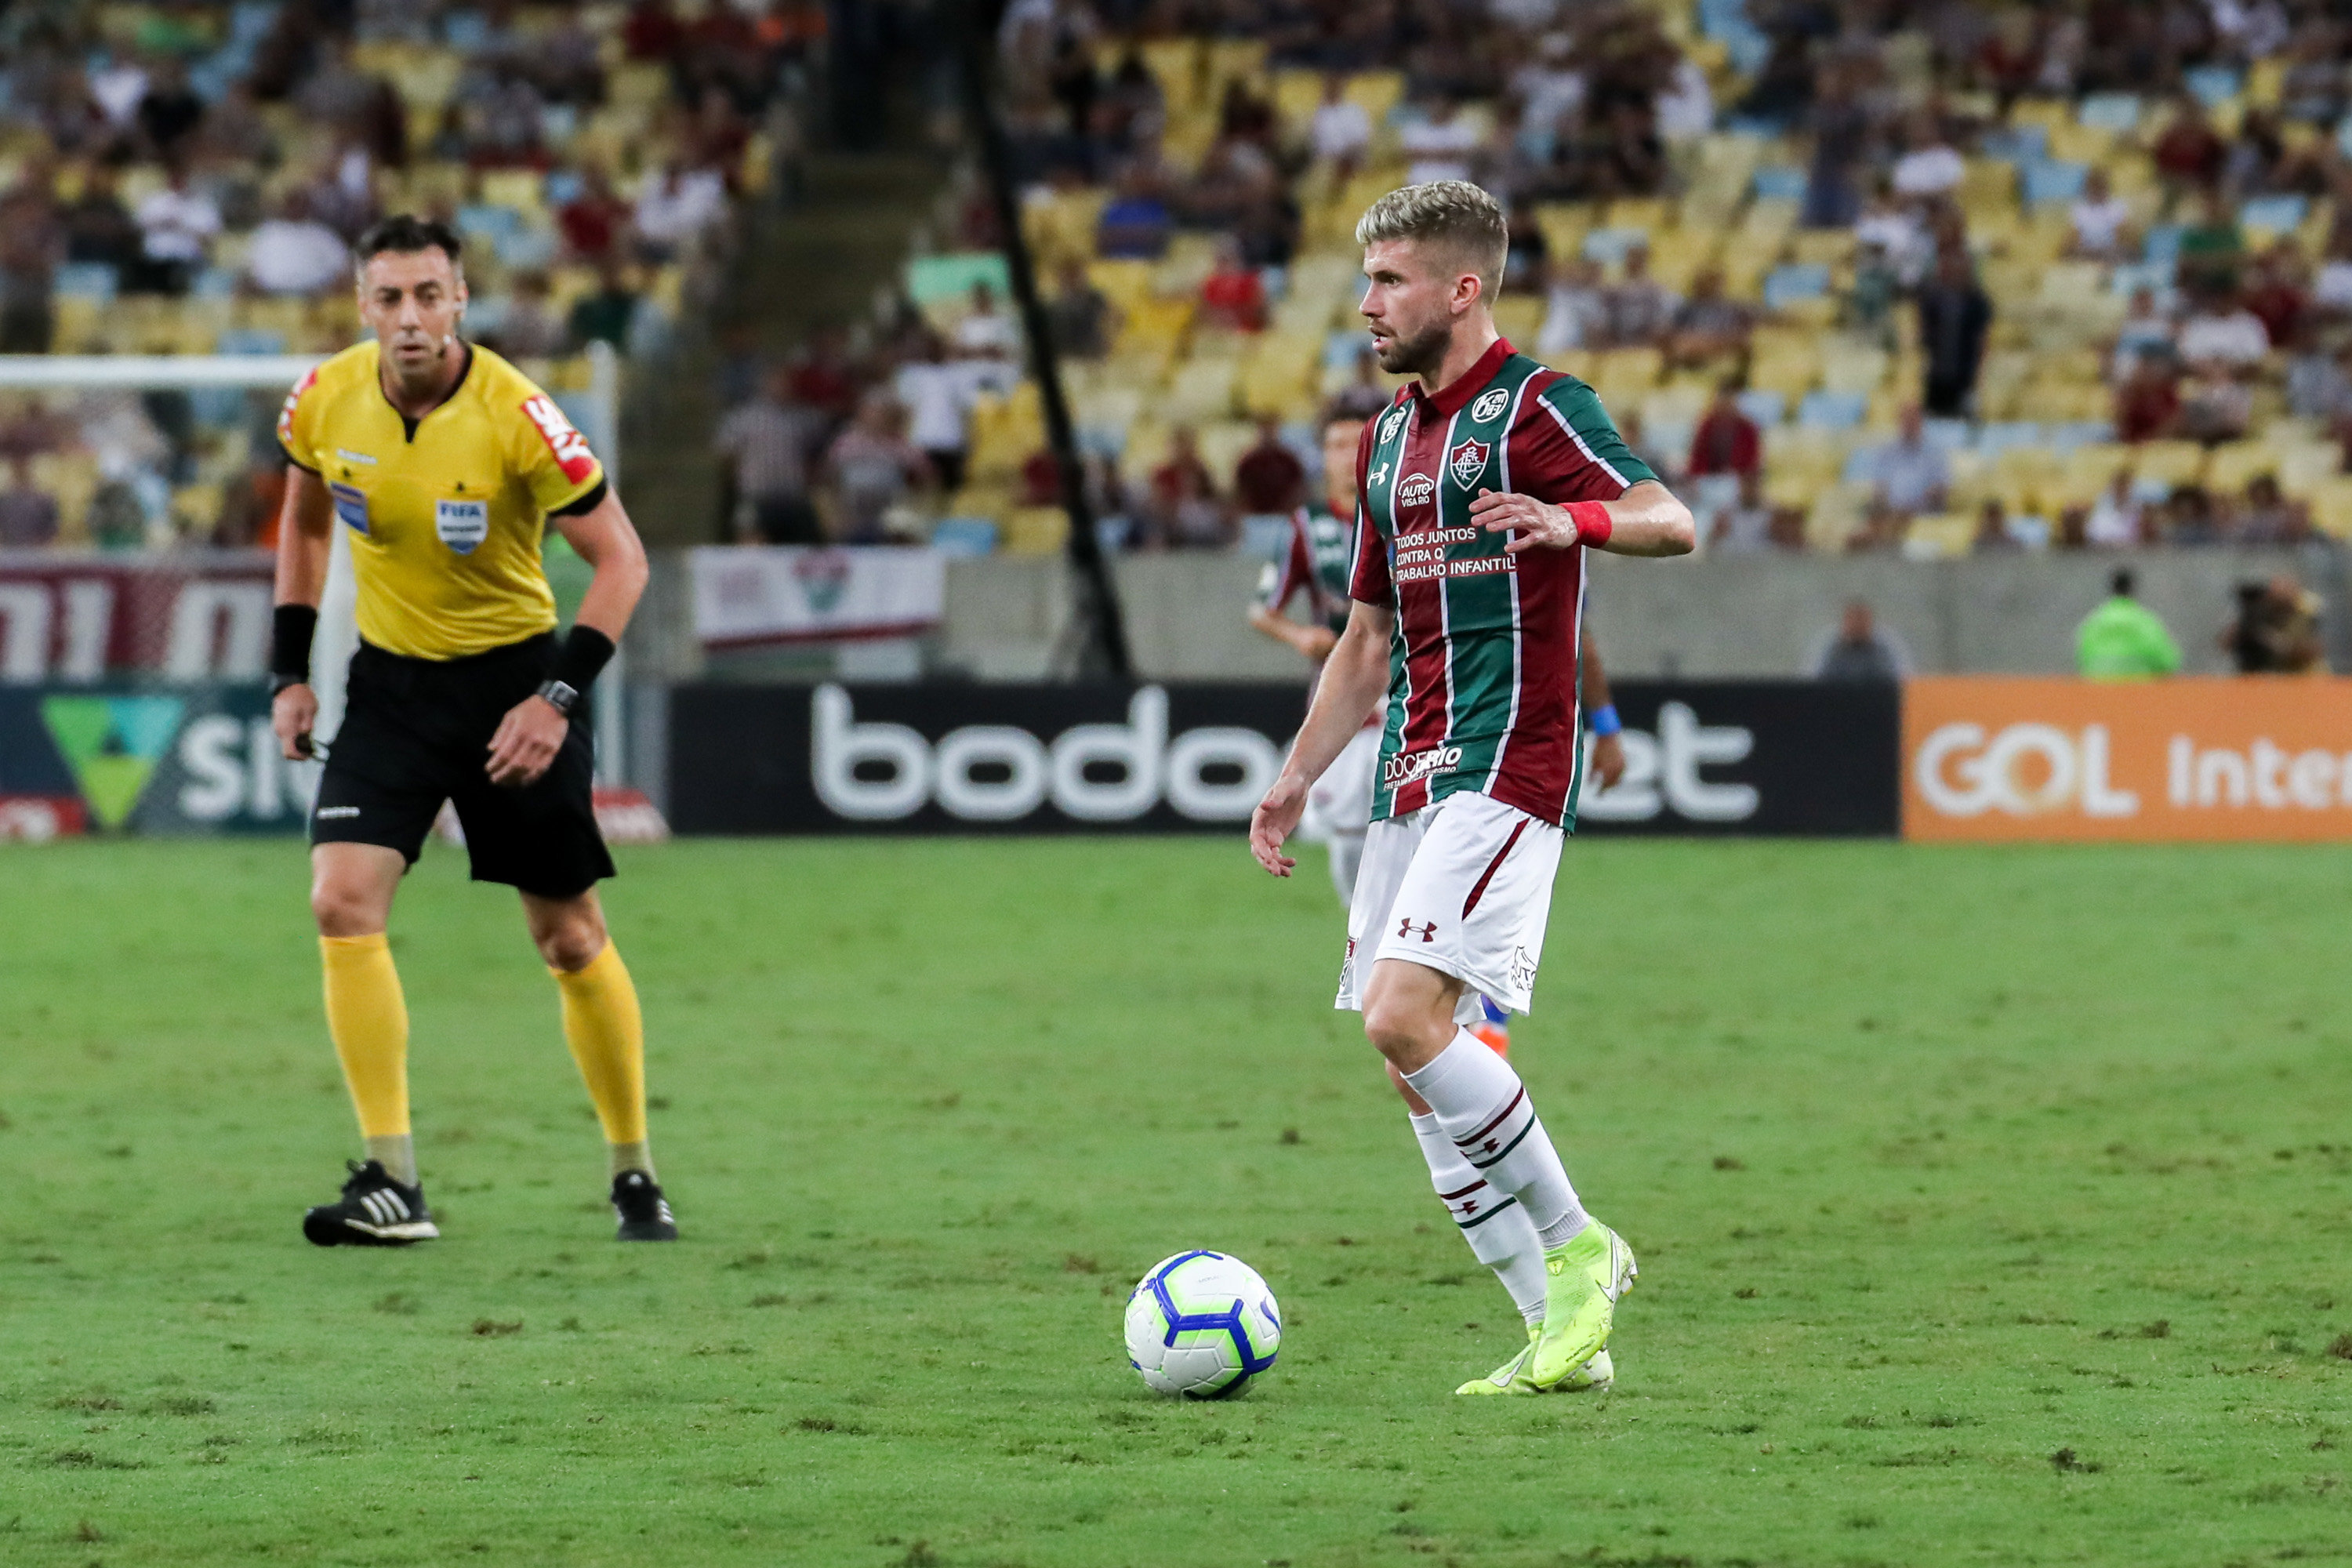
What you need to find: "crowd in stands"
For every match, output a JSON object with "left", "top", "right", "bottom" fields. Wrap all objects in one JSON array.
[
  {"left": 706, "top": 0, "right": 2352, "bottom": 560},
  {"left": 0, "top": 0, "right": 810, "bottom": 551}
]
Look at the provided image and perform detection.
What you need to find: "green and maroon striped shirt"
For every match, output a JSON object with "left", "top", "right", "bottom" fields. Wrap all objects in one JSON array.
[{"left": 1348, "top": 338, "right": 1654, "bottom": 829}]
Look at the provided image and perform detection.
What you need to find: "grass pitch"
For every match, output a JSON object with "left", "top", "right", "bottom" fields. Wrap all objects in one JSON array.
[{"left": 4, "top": 835, "right": 2350, "bottom": 1567}]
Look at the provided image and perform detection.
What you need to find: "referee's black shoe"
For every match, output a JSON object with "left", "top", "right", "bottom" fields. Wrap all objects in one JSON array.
[
  {"left": 612, "top": 1171, "right": 678, "bottom": 1242},
  {"left": 303, "top": 1160, "right": 440, "bottom": 1247}
]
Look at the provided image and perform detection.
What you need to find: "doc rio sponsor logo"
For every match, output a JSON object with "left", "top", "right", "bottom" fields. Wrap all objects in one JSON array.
[
  {"left": 812, "top": 685, "right": 1280, "bottom": 823},
  {"left": 1382, "top": 745, "right": 1462, "bottom": 787}
]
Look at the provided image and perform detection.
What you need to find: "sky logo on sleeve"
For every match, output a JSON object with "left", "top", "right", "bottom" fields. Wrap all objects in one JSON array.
[{"left": 522, "top": 395, "right": 598, "bottom": 485}]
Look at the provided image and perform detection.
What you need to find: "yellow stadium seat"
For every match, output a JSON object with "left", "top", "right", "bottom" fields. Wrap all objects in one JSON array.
[
  {"left": 1606, "top": 198, "right": 1671, "bottom": 234},
  {"left": 2203, "top": 441, "right": 2274, "bottom": 494},
  {"left": 1903, "top": 513, "right": 1974, "bottom": 559},
  {"left": 1343, "top": 71, "right": 1404, "bottom": 125},
  {"left": 2309, "top": 477, "right": 2352, "bottom": 538},
  {"left": 1272, "top": 69, "right": 1327, "bottom": 129},
  {"left": 2132, "top": 440, "right": 2208, "bottom": 488},
  {"left": 1002, "top": 506, "right": 1072, "bottom": 555}
]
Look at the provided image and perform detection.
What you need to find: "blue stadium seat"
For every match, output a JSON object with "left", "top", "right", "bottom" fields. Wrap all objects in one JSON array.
[
  {"left": 1735, "top": 388, "right": 1785, "bottom": 427},
  {"left": 931, "top": 518, "right": 1000, "bottom": 557},
  {"left": 1750, "top": 166, "right": 1808, "bottom": 201},
  {"left": 2241, "top": 194, "right": 2309, "bottom": 233},
  {"left": 1763, "top": 263, "right": 1829, "bottom": 308},
  {"left": 2184, "top": 65, "right": 2241, "bottom": 107},
  {"left": 2020, "top": 161, "right": 2087, "bottom": 206},
  {"left": 1798, "top": 390, "right": 1866, "bottom": 430}
]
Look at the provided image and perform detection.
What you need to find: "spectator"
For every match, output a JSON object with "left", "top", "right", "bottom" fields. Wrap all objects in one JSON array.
[
  {"left": 2161, "top": 484, "right": 2223, "bottom": 545},
  {"left": 2314, "top": 230, "right": 2352, "bottom": 318},
  {"left": 0, "top": 177, "right": 60, "bottom": 354},
  {"left": 2085, "top": 470, "right": 2147, "bottom": 546},
  {"left": 2176, "top": 191, "right": 2245, "bottom": 296},
  {"left": 1655, "top": 53, "right": 1713, "bottom": 143},
  {"left": 60, "top": 165, "right": 142, "bottom": 271},
  {"left": 1145, "top": 425, "right": 1228, "bottom": 550},
  {"left": 1708, "top": 467, "right": 1776, "bottom": 553},
  {"left": 1599, "top": 243, "right": 1677, "bottom": 348},
  {"left": 1232, "top": 414, "right": 1305, "bottom": 519},
  {"left": 2067, "top": 167, "right": 2136, "bottom": 261},
  {"left": 1512, "top": 32, "right": 1587, "bottom": 143},
  {"left": 1400, "top": 96, "right": 1483, "bottom": 187},
  {"left": 2243, "top": 239, "right": 2310, "bottom": 347},
  {"left": 714, "top": 367, "right": 825, "bottom": 544},
  {"left": 485, "top": 270, "right": 566, "bottom": 360},
  {"left": 1045, "top": 258, "right": 1119, "bottom": 359},
  {"left": 566, "top": 259, "right": 641, "bottom": 350},
  {"left": 1916, "top": 250, "right": 1991, "bottom": 418},
  {"left": 558, "top": 165, "right": 633, "bottom": 262},
  {"left": 2108, "top": 286, "right": 2177, "bottom": 382},
  {"left": 2076, "top": 568, "right": 2183, "bottom": 679},
  {"left": 822, "top": 393, "right": 932, "bottom": 543},
  {"left": 2176, "top": 287, "right": 2270, "bottom": 369},
  {"left": 1667, "top": 268, "right": 1753, "bottom": 368},
  {"left": 1864, "top": 404, "right": 1950, "bottom": 519},
  {"left": 2177, "top": 364, "right": 2253, "bottom": 444},
  {"left": 129, "top": 162, "right": 220, "bottom": 295},
  {"left": 1686, "top": 380, "right": 1761, "bottom": 480},
  {"left": 892, "top": 332, "right": 986, "bottom": 494},
  {"left": 1536, "top": 256, "right": 1607, "bottom": 355},
  {"left": 788, "top": 328, "right": 861, "bottom": 422},
  {"left": 0, "top": 456, "right": 59, "bottom": 546},
  {"left": 1971, "top": 497, "right": 2024, "bottom": 553},
  {"left": 1327, "top": 347, "right": 1392, "bottom": 423},
  {"left": 953, "top": 280, "right": 1019, "bottom": 359},
  {"left": 245, "top": 191, "right": 350, "bottom": 296},
  {"left": 1889, "top": 111, "right": 1964, "bottom": 199},
  {"left": 1199, "top": 240, "right": 1267, "bottom": 333},
  {"left": 2115, "top": 354, "right": 2182, "bottom": 441},
  {"left": 2152, "top": 93, "right": 2227, "bottom": 210},
  {"left": 1095, "top": 169, "right": 1172, "bottom": 260},
  {"left": 2233, "top": 473, "right": 2312, "bottom": 545},
  {"left": 1810, "top": 600, "right": 1908, "bottom": 681},
  {"left": 2223, "top": 574, "right": 2325, "bottom": 672},
  {"left": 1308, "top": 73, "right": 1371, "bottom": 172},
  {"left": 633, "top": 158, "right": 725, "bottom": 260},
  {"left": 136, "top": 57, "right": 206, "bottom": 162}
]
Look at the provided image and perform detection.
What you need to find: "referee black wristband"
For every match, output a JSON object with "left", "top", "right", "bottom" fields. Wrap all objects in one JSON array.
[
  {"left": 270, "top": 604, "right": 318, "bottom": 684},
  {"left": 550, "top": 624, "right": 616, "bottom": 695}
]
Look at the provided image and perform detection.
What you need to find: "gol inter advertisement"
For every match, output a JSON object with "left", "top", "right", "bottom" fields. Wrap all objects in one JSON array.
[{"left": 1903, "top": 677, "right": 2352, "bottom": 842}]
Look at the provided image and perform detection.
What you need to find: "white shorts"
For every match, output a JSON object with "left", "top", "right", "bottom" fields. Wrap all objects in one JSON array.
[
  {"left": 1300, "top": 724, "right": 1379, "bottom": 844},
  {"left": 1333, "top": 790, "right": 1564, "bottom": 1023}
]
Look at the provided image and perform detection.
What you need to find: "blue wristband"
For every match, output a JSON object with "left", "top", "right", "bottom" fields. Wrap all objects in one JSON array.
[{"left": 1588, "top": 703, "right": 1621, "bottom": 737}]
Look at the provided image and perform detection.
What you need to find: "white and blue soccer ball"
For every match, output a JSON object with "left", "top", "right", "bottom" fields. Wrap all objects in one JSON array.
[{"left": 1123, "top": 1250, "right": 1281, "bottom": 1399}]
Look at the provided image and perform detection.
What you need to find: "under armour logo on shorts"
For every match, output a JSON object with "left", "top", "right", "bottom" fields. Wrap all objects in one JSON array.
[{"left": 1397, "top": 916, "right": 1436, "bottom": 942}]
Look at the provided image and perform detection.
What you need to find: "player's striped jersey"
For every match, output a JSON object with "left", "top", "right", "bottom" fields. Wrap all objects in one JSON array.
[
  {"left": 1254, "top": 504, "right": 1353, "bottom": 635},
  {"left": 1348, "top": 337, "right": 1654, "bottom": 829}
]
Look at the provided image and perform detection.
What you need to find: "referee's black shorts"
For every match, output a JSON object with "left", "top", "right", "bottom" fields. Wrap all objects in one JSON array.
[{"left": 311, "top": 632, "right": 615, "bottom": 899}]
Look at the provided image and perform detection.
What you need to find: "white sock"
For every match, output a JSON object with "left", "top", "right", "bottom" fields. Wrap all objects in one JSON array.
[
  {"left": 1410, "top": 1112, "right": 1548, "bottom": 1323},
  {"left": 1403, "top": 1030, "right": 1592, "bottom": 1251}
]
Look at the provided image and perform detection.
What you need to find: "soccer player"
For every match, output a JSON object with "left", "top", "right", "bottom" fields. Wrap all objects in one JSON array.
[
  {"left": 1249, "top": 182, "right": 1694, "bottom": 1395},
  {"left": 267, "top": 216, "right": 677, "bottom": 1247},
  {"left": 1250, "top": 408, "right": 1635, "bottom": 1378}
]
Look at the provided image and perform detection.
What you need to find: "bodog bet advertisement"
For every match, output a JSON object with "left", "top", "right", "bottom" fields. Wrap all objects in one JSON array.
[{"left": 1904, "top": 677, "right": 2352, "bottom": 842}]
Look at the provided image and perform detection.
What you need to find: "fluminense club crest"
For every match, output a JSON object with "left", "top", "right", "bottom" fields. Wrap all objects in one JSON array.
[
  {"left": 1447, "top": 437, "right": 1490, "bottom": 488},
  {"left": 1470, "top": 387, "right": 1511, "bottom": 423}
]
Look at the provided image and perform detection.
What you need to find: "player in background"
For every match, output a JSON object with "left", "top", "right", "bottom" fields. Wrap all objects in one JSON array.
[
  {"left": 1250, "top": 419, "right": 1635, "bottom": 1374},
  {"left": 269, "top": 216, "right": 677, "bottom": 1247},
  {"left": 1250, "top": 182, "right": 1693, "bottom": 1396}
]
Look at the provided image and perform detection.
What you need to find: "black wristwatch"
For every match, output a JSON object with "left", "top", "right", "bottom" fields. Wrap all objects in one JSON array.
[{"left": 535, "top": 678, "right": 580, "bottom": 717}]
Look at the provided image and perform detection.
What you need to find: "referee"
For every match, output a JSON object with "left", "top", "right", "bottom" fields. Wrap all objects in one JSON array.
[{"left": 270, "top": 215, "right": 676, "bottom": 1246}]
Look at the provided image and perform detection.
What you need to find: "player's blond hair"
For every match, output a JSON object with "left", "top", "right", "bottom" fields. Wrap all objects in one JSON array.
[{"left": 1354, "top": 181, "right": 1508, "bottom": 296}]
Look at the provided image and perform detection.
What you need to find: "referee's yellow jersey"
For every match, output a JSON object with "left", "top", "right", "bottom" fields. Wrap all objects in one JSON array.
[{"left": 278, "top": 341, "right": 607, "bottom": 660}]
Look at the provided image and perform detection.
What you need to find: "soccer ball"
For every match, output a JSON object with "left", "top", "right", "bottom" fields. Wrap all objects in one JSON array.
[{"left": 1123, "top": 1250, "right": 1281, "bottom": 1399}]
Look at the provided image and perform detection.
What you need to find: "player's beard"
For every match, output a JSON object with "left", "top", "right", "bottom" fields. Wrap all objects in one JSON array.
[{"left": 1373, "top": 316, "right": 1451, "bottom": 378}]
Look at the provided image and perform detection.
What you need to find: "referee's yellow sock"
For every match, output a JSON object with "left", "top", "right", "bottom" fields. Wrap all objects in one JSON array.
[
  {"left": 320, "top": 933, "right": 416, "bottom": 1185},
  {"left": 554, "top": 942, "right": 654, "bottom": 1178}
]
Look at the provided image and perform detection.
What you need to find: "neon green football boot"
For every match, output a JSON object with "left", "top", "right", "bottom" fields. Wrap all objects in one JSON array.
[
  {"left": 1456, "top": 1323, "right": 1615, "bottom": 1396},
  {"left": 1528, "top": 1221, "right": 1636, "bottom": 1390}
]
